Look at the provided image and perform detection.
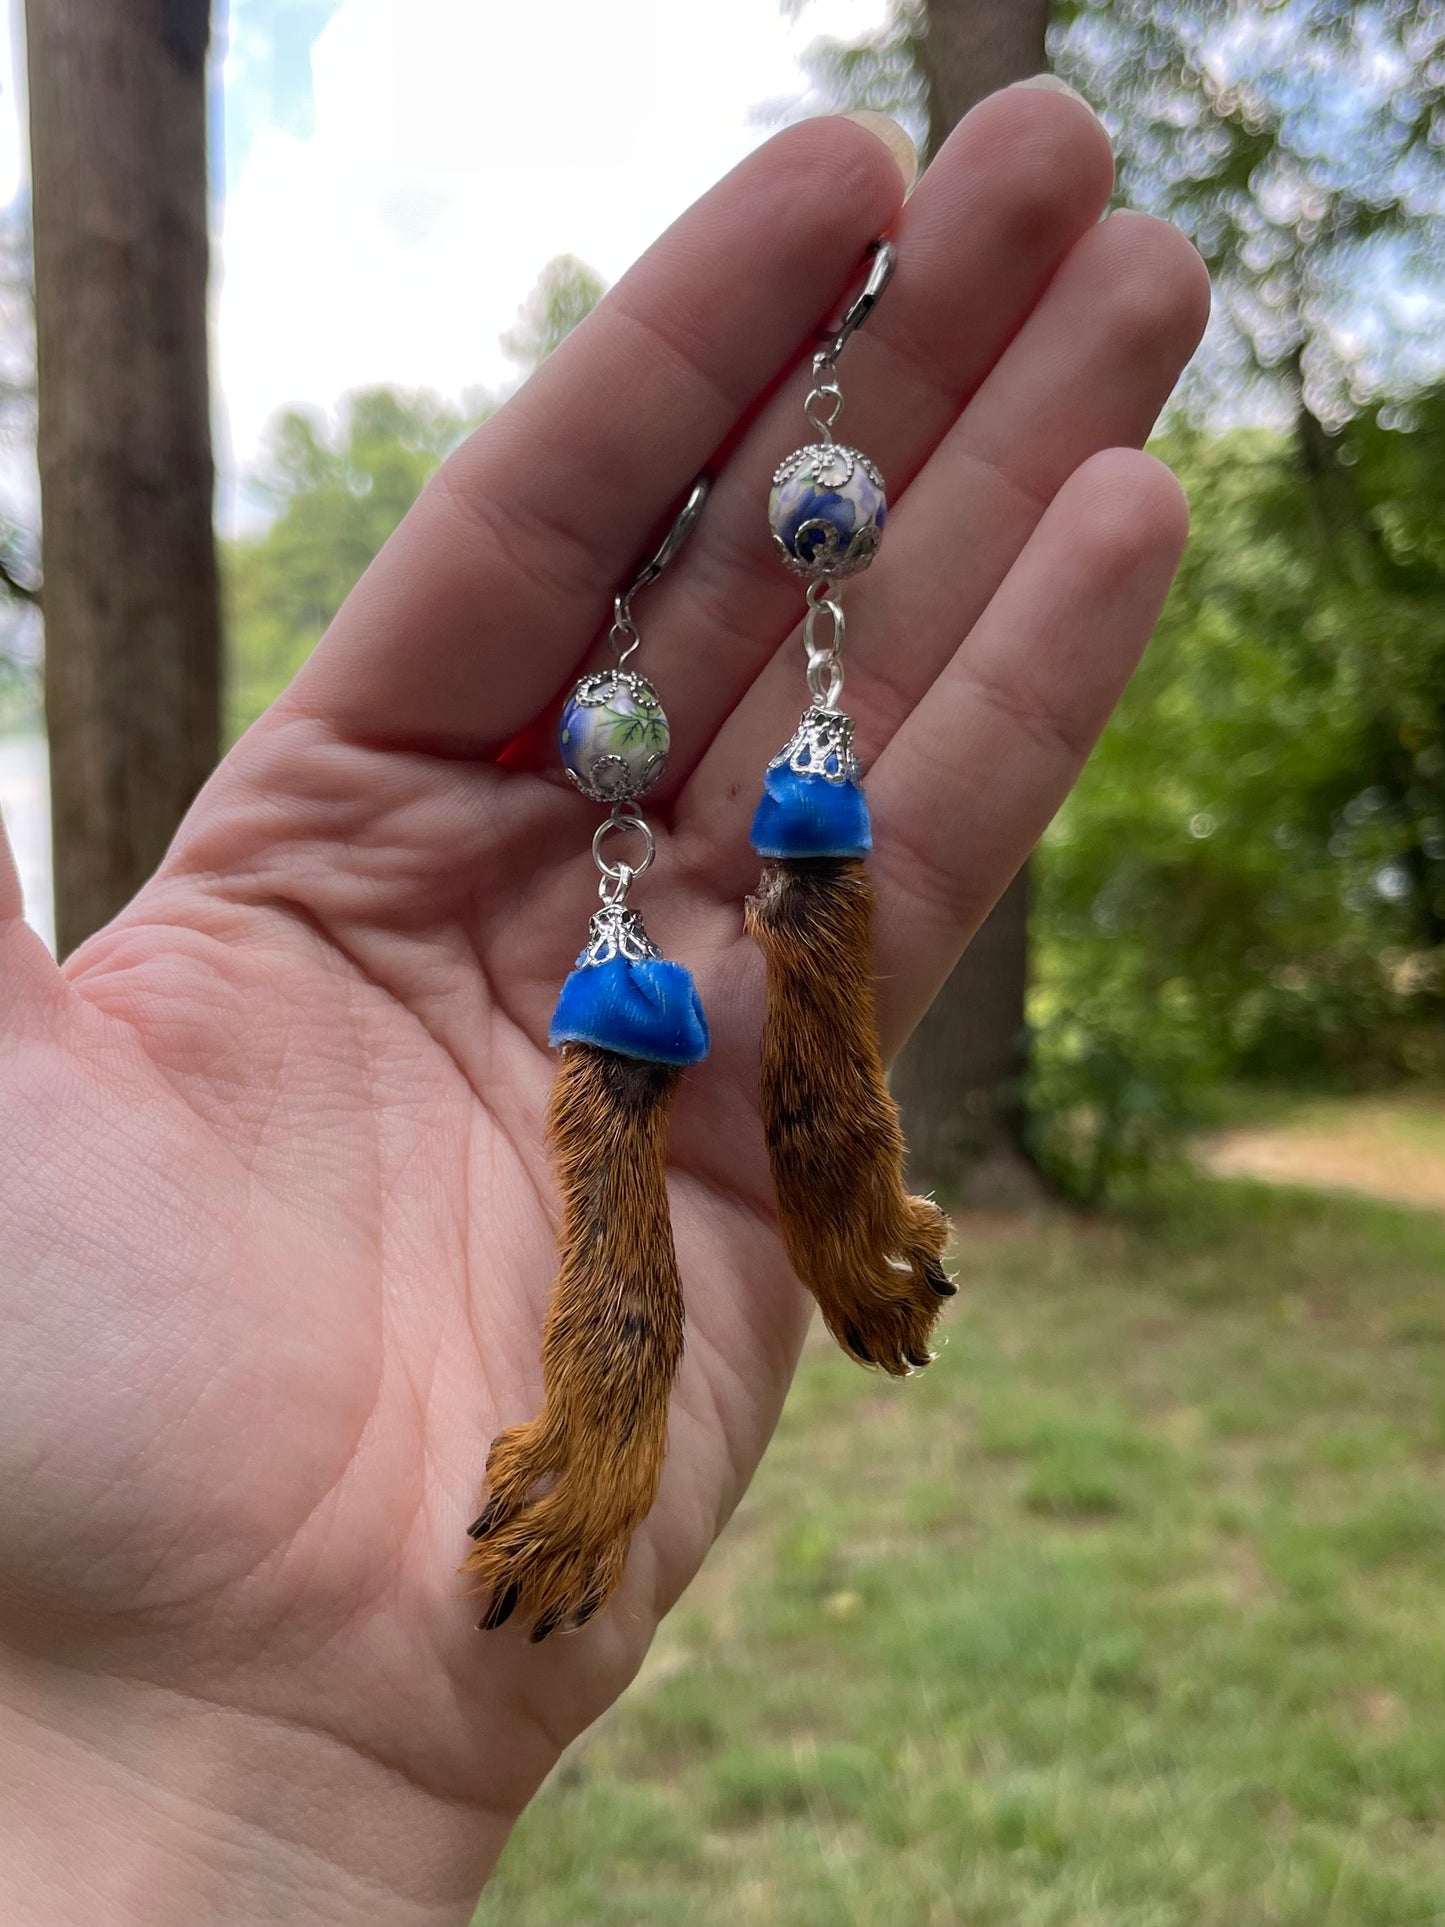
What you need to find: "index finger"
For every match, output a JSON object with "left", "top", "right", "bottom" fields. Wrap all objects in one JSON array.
[{"left": 284, "top": 118, "right": 911, "bottom": 757}]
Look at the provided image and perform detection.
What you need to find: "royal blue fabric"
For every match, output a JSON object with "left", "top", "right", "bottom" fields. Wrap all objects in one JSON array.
[
  {"left": 749, "top": 764, "right": 873, "bottom": 859},
  {"left": 549, "top": 954, "right": 710, "bottom": 1065}
]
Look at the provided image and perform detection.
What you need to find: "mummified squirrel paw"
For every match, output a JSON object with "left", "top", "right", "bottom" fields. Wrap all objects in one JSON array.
[
  {"left": 810, "top": 1193, "right": 955, "bottom": 1375},
  {"left": 746, "top": 858, "right": 958, "bottom": 1378},
  {"left": 462, "top": 1420, "right": 638, "bottom": 1641},
  {"left": 463, "top": 1044, "right": 686, "bottom": 1639}
]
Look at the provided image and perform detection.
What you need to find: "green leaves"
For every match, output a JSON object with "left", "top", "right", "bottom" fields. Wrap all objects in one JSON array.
[
  {"left": 1031, "top": 408, "right": 1445, "bottom": 1199},
  {"left": 224, "top": 385, "right": 484, "bottom": 735},
  {"left": 225, "top": 255, "right": 610, "bottom": 736}
]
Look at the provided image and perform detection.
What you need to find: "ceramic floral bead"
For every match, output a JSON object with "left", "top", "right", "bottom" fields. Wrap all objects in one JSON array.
[
  {"left": 558, "top": 669, "right": 670, "bottom": 803},
  {"left": 767, "top": 442, "right": 886, "bottom": 579}
]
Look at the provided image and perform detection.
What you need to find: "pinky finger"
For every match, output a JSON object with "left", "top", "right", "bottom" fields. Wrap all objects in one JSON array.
[{"left": 866, "top": 446, "right": 1190, "bottom": 1054}]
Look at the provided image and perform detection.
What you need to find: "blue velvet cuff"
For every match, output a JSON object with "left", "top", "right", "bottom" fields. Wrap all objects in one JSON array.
[
  {"left": 749, "top": 764, "right": 873, "bottom": 859},
  {"left": 549, "top": 954, "right": 710, "bottom": 1065}
]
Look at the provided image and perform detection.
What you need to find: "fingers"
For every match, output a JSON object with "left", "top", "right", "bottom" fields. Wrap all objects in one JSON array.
[
  {"left": 866, "top": 446, "right": 1191, "bottom": 1051},
  {"left": 587, "top": 84, "right": 1116, "bottom": 783},
  {"left": 284, "top": 116, "right": 909, "bottom": 755},
  {"left": 680, "top": 204, "right": 1209, "bottom": 855}
]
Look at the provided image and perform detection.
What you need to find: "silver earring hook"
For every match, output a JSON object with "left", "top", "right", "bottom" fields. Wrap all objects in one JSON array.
[
  {"left": 620, "top": 474, "right": 709, "bottom": 604},
  {"left": 817, "top": 239, "right": 896, "bottom": 368},
  {"left": 610, "top": 474, "right": 709, "bottom": 663}
]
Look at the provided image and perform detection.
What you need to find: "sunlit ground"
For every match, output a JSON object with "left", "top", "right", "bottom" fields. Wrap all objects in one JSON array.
[{"left": 479, "top": 1103, "right": 1445, "bottom": 1927}]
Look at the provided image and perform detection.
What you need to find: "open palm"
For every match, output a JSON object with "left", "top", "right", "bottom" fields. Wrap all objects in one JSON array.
[{"left": 0, "top": 95, "right": 1207, "bottom": 1921}]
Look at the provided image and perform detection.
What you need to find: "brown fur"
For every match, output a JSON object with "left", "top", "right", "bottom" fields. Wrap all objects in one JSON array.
[
  {"left": 746, "top": 856, "right": 954, "bottom": 1375},
  {"left": 464, "top": 1045, "right": 684, "bottom": 1639}
]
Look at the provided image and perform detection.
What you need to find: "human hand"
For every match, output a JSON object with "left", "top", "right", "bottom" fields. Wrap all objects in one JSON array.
[{"left": 0, "top": 91, "right": 1207, "bottom": 1925}]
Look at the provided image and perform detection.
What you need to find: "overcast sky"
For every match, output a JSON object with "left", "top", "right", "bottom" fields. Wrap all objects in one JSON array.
[{"left": 0, "top": 0, "right": 894, "bottom": 491}]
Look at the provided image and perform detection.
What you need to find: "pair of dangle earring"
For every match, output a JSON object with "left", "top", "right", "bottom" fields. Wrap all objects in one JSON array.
[{"left": 467, "top": 243, "right": 953, "bottom": 1640}]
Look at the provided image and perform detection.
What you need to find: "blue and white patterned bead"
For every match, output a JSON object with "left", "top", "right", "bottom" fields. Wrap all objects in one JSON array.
[
  {"left": 768, "top": 443, "right": 886, "bottom": 579},
  {"left": 559, "top": 669, "right": 670, "bottom": 804}
]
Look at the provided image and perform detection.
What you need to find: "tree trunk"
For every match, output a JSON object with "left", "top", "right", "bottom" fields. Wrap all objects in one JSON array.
[
  {"left": 27, "top": 0, "right": 220, "bottom": 956},
  {"left": 916, "top": 0, "right": 1052, "bottom": 161},
  {"left": 892, "top": 0, "right": 1051, "bottom": 1198}
]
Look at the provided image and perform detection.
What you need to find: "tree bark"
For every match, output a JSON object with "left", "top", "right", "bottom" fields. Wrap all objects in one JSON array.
[
  {"left": 27, "top": 0, "right": 219, "bottom": 956},
  {"left": 892, "top": 0, "right": 1051, "bottom": 1197},
  {"left": 916, "top": 0, "right": 1052, "bottom": 161}
]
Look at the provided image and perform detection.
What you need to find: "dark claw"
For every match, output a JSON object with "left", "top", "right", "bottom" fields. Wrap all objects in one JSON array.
[
  {"left": 466, "top": 1497, "right": 502, "bottom": 1541},
  {"left": 478, "top": 1581, "right": 521, "bottom": 1632},
  {"left": 843, "top": 1323, "right": 875, "bottom": 1365},
  {"left": 570, "top": 1591, "right": 605, "bottom": 1631},
  {"left": 530, "top": 1604, "right": 567, "bottom": 1644},
  {"left": 923, "top": 1260, "right": 957, "bottom": 1298}
]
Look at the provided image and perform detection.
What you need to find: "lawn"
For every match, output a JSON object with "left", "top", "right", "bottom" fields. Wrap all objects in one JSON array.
[{"left": 477, "top": 1175, "right": 1445, "bottom": 1927}]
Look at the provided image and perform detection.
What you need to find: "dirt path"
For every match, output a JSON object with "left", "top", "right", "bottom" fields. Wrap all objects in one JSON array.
[{"left": 1206, "top": 1110, "right": 1445, "bottom": 1216}]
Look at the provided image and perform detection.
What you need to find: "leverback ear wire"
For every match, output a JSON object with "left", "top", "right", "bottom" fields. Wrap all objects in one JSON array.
[
  {"left": 804, "top": 239, "right": 896, "bottom": 443},
  {"left": 609, "top": 476, "right": 708, "bottom": 667}
]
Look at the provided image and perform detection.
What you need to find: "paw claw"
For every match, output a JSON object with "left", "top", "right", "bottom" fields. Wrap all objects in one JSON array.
[
  {"left": 530, "top": 1604, "right": 567, "bottom": 1644},
  {"left": 466, "top": 1497, "right": 502, "bottom": 1541},
  {"left": 478, "top": 1580, "right": 521, "bottom": 1632},
  {"left": 922, "top": 1258, "right": 957, "bottom": 1298},
  {"left": 843, "top": 1322, "right": 876, "bottom": 1365}
]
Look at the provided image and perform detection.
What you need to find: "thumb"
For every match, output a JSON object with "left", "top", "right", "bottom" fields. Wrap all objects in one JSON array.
[{"left": 0, "top": 805, "right": 64, "bottom": 1034}]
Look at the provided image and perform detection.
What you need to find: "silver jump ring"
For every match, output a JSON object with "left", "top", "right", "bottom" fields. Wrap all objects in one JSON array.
[
  {"left": 592, "top": 810, "right": 656, "bottom": 891},
  {"left": 803, "top": 589, "right": 845, "bottom": 661},
  {"left": 807, "top": 657, "right": 845, "bottom": 709},
  {"left": 803, "top": 587, "right": 845, "bottom": 710}
]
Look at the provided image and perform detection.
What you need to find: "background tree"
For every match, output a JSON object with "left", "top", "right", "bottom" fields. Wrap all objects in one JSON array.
[
  {"left": 501, "top": 253, "right": 607, "bottom": 372},
  {"left": 26, "top": 0, "right": 220, "bottom": 956}
]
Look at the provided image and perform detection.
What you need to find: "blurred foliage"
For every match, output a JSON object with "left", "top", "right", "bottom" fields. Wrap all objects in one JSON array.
[
  {"left": 784, "top": 2, "right": 1445, "bottom": 418},
  {"left": 500, "top": 253, "right": 606, "bottom": 370},
  {"left": 225, "top": 253, "right": 604, "bottom": 736},
  {"left": 773, "top": 0, "right": 931, "bottom": 158},
  {"left": 1051, "top": 0, "right": 1445, "bottom": 424},
  {"left": 225, "top": 385, "right": 480, "bottom": 734},
  {"left": 1031, "top": 403, "right": 1445, "bottom": 1197}
]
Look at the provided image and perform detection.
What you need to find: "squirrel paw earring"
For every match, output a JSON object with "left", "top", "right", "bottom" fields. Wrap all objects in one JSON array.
[
  {"left": 465, "top": 482, "right": 709, "bottom": 1640},
  {"left": 745, "top": 243, "right": 955, "bottom": 1375}
]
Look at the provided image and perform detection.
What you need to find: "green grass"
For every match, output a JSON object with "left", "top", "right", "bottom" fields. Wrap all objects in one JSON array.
[{"left": 477, "top": 1178, "right": 1445, "bottom": 1926}]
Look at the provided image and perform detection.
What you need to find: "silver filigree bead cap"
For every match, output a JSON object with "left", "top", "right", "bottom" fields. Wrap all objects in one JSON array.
[
  {"left": 559, "top": 669, "right": 670, "bottom": 803},
  {"left": 768, "top": 443, "right": 886, "bottom": 579},
  {"left": 769, "top": 705, "right": 861, "bottom": 785},
  {"left": 577, "top": 900, "right": 663, "bottom": 968}
]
